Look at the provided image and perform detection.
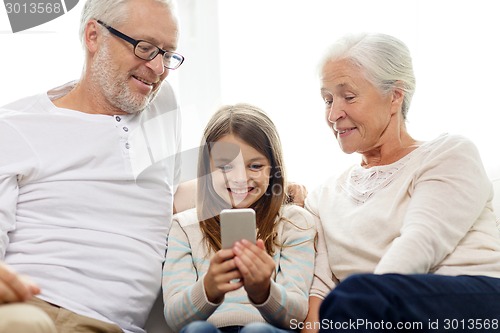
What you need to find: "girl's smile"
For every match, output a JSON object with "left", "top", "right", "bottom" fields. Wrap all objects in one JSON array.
[{"left": 210, "top": 134, "right": 271, "bottom": 208}]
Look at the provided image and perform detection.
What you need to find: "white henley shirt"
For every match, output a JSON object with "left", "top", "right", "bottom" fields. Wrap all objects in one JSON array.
[{"left": 0, "top": 81, "right": 181, "bottom": 333}]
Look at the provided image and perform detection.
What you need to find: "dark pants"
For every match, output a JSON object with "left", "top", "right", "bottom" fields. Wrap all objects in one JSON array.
[
  {"left": 181, "top": 322, "right": 296, "bottom": 333},
  {"left": 319, "top": 273, "right": 500, "bottom": 332}
]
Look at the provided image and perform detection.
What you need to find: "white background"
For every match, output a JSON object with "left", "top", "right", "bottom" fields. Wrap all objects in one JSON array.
[{"left": 1, "top": 0, "right": 499, "bottom": 189}]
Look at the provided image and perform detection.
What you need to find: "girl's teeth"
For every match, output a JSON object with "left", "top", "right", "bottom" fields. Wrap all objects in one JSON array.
[{"left": 231, "top": 189, "right": 248, "bottom": 194}]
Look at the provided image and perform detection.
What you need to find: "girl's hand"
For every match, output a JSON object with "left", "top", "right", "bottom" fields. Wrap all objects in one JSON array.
[
  {"left": 233, "top": 239, "right": 275, "bottom": 304},
  {"left": 203, "top": 248, "right": 243, "bottom": 303}
]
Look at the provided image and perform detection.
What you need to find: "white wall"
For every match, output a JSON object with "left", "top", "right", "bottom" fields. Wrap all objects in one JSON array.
[
  {"left": 1, "top": 0, "right": 499, "bottom": 189},
  {"left": 215, "top": 0, "right": 500, "bottom": 188},
  {"left": 0, "top": 3, "right": 84, "bottom": 102}
]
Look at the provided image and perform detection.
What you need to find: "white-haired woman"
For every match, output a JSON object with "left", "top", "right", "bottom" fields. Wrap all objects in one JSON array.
[{"left": 303, "top": 32, "right": 500, "bottom": 333}]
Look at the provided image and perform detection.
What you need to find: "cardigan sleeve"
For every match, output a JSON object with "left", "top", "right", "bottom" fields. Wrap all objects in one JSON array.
[
  {"left": 252, "top": 205, "right": 317, "bottom": 327},
  {"left": 375, "top": 135, "right": 493, "bottom": 274},
  {"left": 305, "top": 184, "right": 338, "bottom": 299},
  {"left": 309, "top": 214, "right": 338, "bottom": 298}
]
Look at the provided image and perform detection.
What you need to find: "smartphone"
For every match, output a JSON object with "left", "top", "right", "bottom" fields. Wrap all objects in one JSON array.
[{"left": 220, "top": 208, "right": 256, "bottom": 249}]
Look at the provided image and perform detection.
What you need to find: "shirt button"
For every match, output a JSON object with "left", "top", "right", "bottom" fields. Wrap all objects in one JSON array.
[
  {"left": 123, "top": 127, "right": 129, "bottom": 132},
  {"left": 115, "top": 116, "right": 121, "bottom": 122},
  {"left": 125, "top": 143, "right": 130, "bottom": 149}
]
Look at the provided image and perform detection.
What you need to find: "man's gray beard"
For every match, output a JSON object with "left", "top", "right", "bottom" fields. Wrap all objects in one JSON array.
[
  {"left": 91, "top": 43, "right": 160, "bottom": 114},
  {"left": 113, "top": 82, "right": 162, "bottom": 114}
]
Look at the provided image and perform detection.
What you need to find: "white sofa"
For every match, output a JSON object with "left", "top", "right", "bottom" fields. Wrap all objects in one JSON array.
[
  {"left": 143, "top": 175, "right": 500, "bottom": 333},
  {"left": 144, "top": 292, "right": 169, "bottom": 333}
]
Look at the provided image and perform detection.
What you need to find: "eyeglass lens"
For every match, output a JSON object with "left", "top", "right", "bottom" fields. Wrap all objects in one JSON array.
[{"left": 135, "top": 41, "right": 181, "bottom": 69}]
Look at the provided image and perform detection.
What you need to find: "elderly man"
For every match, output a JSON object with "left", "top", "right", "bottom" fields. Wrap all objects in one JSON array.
[{"left": 0, "top": 0, "right": 183, "bottom": 332}]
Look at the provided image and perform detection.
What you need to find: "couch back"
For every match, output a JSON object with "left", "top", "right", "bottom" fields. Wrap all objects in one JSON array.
[
  {"left": 144, "top": 292, "right": 170, "bottom": 333},
  {"left": 144, "top": 176, "right": 500, "bottom": 333}
]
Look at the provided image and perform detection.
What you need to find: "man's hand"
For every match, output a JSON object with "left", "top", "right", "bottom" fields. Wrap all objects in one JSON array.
[{"left": 0, "top": 262, "right": 40, "bottom": 304}]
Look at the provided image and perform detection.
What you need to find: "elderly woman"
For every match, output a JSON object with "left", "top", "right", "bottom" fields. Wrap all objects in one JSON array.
[{"left": 303, "top": 33, "right": 500, "bottom": 332}]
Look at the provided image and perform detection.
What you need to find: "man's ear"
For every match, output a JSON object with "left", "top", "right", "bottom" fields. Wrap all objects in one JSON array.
[{"left": 84, "top": 20, "right": 100, "bottom": 54}]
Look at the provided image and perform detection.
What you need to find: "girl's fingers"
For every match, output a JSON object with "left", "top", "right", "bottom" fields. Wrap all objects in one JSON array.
[
  {"left": 210, "top": 249, "right": 238, "bottom": 275},
  {"left": 233, "top": 240, "right": 267, "bottom": 267},
  {"left": 255, "top": 239, "right": 266, "bottom": 250},
  {"left": 219, "top": 268, "right": 242, "bottom": 282},
  {"left": 213, "top": 248, "right": 236, "bottom": 263},
  {"left": 233, "top": 243, "right": 258, "bottom": 271},
  {"left": 220, "top": 280, "right": 243, "bottom": 293},
  {"left": 204, "top": 257, "right": 243, "bottom": 303},
  {"left": 233, "top": 240, "right": 275, "bottom": 283}
]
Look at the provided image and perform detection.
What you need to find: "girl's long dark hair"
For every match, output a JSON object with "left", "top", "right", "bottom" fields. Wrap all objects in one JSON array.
[{"left": 196, "top": 103, "right": 287, "bottom": 255}]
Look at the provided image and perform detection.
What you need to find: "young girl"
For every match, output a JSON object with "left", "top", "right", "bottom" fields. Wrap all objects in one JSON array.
[{"left": 162, "top": 104, "right": 316, "bottom": 333}]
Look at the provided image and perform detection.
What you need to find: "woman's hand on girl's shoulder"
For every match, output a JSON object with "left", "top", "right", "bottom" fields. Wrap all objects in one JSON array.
[{"left": 286, "top": 182, "right": 308, "bottom": 207}]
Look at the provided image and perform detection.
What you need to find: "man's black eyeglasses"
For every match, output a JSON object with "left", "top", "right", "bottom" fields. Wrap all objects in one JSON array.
[{"left": 97, "top": 20, "right": 184, "bottom": 70}]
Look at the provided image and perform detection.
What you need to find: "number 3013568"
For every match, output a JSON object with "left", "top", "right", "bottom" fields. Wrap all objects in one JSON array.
[{"left": 5, "top": 2, "right": 62, "bottom": 14}]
